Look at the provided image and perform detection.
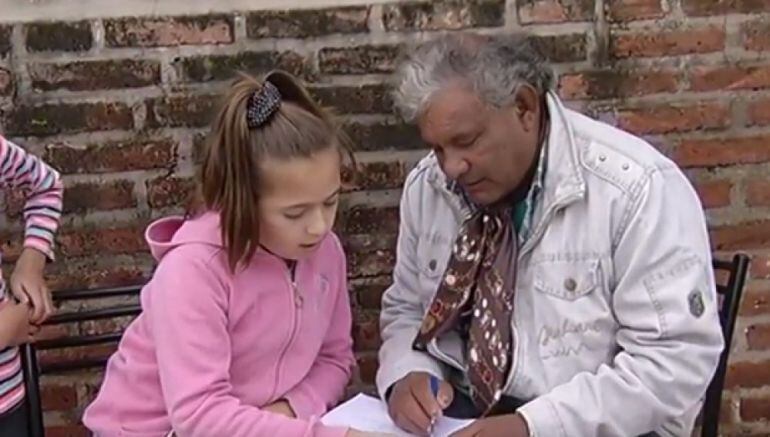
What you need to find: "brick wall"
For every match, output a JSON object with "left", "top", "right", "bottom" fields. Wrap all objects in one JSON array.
[{"left": 0, "top": 0, "right": 768, "bottom": 435}]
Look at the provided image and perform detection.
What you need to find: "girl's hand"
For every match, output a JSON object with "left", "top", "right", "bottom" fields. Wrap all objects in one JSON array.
[
  {"left": 10, "top": 248, "right": 54, "bottom": 324},
  {"left": 262, "top": 400, "right": 296, "bottom": 418},
  {"left": 0, "top": 302, "right": 38, "bottom": 347}
]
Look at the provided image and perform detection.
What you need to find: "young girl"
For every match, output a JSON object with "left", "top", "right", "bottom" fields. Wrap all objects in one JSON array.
[
  {"left": 0, "top": 135, "right": 63, "bottom": 437},
  {"left": 83, "top": 71, "right": 388, "bottom": 437}
]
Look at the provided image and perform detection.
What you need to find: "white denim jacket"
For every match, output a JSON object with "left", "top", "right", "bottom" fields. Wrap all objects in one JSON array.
[{"left": 377, "top": 93, "right": 724, "bottom": 437}]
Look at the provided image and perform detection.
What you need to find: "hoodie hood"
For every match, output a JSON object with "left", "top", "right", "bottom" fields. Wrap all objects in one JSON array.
[{"left": 145, "top": 211, "right": 224, "bottom": 261}]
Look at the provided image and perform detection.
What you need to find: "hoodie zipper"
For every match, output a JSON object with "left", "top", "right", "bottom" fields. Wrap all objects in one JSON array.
[{"left": 268, "top": 261, "right": 303, "bottom": 401}]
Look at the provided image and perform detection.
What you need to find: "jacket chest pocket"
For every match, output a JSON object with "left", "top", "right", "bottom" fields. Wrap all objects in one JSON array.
[
  {"left": 533, "top": 258, "right": 603, "bottom": 301},
  {"left": 416, "top": 233, "right": 453, "bottom": 304}
]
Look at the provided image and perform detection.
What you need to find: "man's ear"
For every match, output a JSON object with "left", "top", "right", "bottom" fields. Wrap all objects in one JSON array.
[{"left": 513, "top": 84, "right": 541, "bottom": 133}]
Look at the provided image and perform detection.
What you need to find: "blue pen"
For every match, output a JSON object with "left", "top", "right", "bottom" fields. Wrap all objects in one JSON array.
[
  {"left": 428, "top": 375, "right": 441, "bottom": 434},
  {"left": 429, "top": 375, "right": 440, "bottom": 398}
]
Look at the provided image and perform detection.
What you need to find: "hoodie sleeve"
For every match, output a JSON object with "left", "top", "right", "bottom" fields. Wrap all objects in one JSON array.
[
  {"left": 149, "top": 246, "right": 348, "bottom": 437},
  {"left": 284, "top": 236, "right": 356, "bottom": 419}
]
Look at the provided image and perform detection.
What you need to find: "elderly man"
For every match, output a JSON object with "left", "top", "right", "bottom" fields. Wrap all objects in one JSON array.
[{"left": 376, "top": 32, "right": 724, "bottom": 437}]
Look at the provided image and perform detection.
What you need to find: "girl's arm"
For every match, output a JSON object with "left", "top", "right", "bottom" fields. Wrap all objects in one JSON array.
[
  {"left": 0, "top": 136, "right": 63, "bottom": 259},
  {"left": 0, "top": 136, "right": 63, "bottom": 323}
]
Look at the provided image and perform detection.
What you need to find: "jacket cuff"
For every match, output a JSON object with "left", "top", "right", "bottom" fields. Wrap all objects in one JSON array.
[
  {"left": 284, "top": 386, "right": 322, "bottom": 419},
  {"left": 376, "top": 353, "right": 445, "bottom": 402},
  {"left": 517, "top": 396, "right": 566, "bottom": 437}
]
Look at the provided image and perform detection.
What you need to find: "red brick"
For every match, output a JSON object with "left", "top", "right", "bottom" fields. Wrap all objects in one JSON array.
[
  {"left": 146, "top": 175, "right": 196, "bottom": 209},
  {"left": 384, "top": 1, "right": 505, "bottom": 30},
  {"left": 353, "top": 310, "right": 381, "bottom": 351},
  {"left": 345, "top": 122, "right": 423, "bottom": 151},
  {"left": 47, "top": 264, "right": 146, "bottom": 291},
  {"left": 0, "top": 67, "right": 13, "bottom": 96},
  {"left": 517, "top": 0, "right": 594, "bottom": 24},
  {"left": 39, "top": 343, "right": 117, "bottom": 369},
  {"left": 693, "top": 179, "right": 732, "bottom": 208},
  {"left": 532, "top": 34, "right": 588, "bottom": 63},
  {"left": 4, "top": 102, "right": 134, "bottom": 136},
  {"left": 353, "top": 277, "right": 390, "bottom": 310},
  {"left": 310, "top": 84, "right": 392, "bottom": 115},
  {"left": 319, "top": 44, "right": 402, "bottom": 75},
  {"left": 81, "top": 315, "right": 137, "bottom": 336},
  {"left": 56, "top": 225, "right": 146, "bottom": 258},
  {"left": 683, "top": 0, "right": 770, "bottom": 16},
  {"left": 746, "top": 178, "right": 770, "bottom": 207},
  {"left": 689, "top": 65, "right": 770, "bottom": 92},
  {"left": 740, "top": 397, "right": 770, "bottom": 422},
  {"left": 747, "top": 323, "right": 770, "bottom": 350},
  {"left": 35, "top": 323, "right": 75, "bottom": 341},
  {"left": 248, "top": 6, "right": 369, "bottom": 38},
  {"left": 347, "top": 248, "right": 396, "bottom": 278},
  {"left": 610, "top": 26, "right": 725, "bottom": 59},
  {"left": 0, "top": 228, "right": 22, "bottom": 262},
  {"left": 356, "top": 353, "right": 378, "bottom": 385},
  {"left": 675, "top": 136, "right": 770, "bottom": 168},
  {"left": 743, "top": 20, "right": 770, "bottom": 52},
  {"left": 342, "top": 161, "right": 409, "bottom": 191},
  {"left": 558, "top": 69, "right": 679, "bottom": 100},
  {"left": 146, "top": 95, "right": 218, "bottom": 128},
  {"left": 751, "top": 255, "right": 770, "bottom": 279},
  {"left": 44, "top": 424, "right": 89, "bottom": 437},
  {"left": 25, "top": 21, "right": 92, "bottom": 52},
  {"left": 29, "top": 59, "right": 160, "bottom": 92},
  {"left": 176, "top": 51, "right": 306, "bottom": 83},
  {"left": 748, "top": 98, "right": 770, "bottom": 126},
  {"left": 740, "top": 281, "right": 770, "bottom": 316},
  {"left": 41, "top": 384, "right": 78, "bottom": 411},
  {"left": 338, "top": 206, "right": 399, "bottom": 235},
  {"left": 710, "top": 220, "right": 770, "bottom": 251},
  {"left": 606, "top": 0, "right": 665, "bottom": 21},
  {"left": 725, "top": 360, "right": 770, "bottom": 389},
  {"left": 63, "top": 180, "right": 136, "bottom": 214},
  {"left": 615, "top": 102, "right": 730, "bottom": 135},
  {"left": 45, "top": 138, "right": 176, "bottom": 175},
  {"left": 105, "top": 15, "right": 233, "bottom": 48}
]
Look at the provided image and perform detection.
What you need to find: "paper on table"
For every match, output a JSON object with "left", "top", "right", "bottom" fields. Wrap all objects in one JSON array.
[{"left": 322, "top": 394, "right": 473, "bottom": 437}]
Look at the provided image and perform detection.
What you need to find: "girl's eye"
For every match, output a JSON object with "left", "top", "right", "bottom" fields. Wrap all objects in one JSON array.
[
  {"left": 324, "top": 198, "right": 338, "bottom": 207},
  {"left": 284, "top": 211, "right": 304, "bottom": 220}
]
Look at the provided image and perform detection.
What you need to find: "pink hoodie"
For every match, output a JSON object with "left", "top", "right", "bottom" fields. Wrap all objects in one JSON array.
[{"left": 83, "top": 212, "right": 355, "bottom": 437}]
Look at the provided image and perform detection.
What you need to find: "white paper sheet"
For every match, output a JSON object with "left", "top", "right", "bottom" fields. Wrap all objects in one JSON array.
[{"left": 322, "top": 394, "right": 473, "bottom": 437}]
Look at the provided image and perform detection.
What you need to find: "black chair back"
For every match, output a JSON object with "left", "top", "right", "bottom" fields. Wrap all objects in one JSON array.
[
  {"left": 20, "top": 284, "right": 143, "bottom": 437},
  {"left": 701, "top": 254, "right": 750, "bottom": 437}
]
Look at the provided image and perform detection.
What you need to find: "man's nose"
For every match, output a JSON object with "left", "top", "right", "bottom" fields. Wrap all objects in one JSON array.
[{"left": 442, "top": 153, "right": 470, "bottom": 180}]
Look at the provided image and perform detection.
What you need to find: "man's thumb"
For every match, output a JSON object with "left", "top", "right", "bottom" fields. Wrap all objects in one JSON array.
[{"left": 437, "top": 381, "right": 454, "bottom": 409}]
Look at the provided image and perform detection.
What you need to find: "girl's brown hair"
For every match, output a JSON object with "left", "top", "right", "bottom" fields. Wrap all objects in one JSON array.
[{"left": 193, "top": 70, "right": 351, "bottom": 270}]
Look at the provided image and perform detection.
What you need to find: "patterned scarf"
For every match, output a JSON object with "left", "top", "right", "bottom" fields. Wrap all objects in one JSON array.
[{"left": 413, "top": 207, "right": 517, "bottom": 415}]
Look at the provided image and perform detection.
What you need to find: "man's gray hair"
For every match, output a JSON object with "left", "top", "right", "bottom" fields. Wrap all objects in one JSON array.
[{"left": 392, "top": 32, "right": 555, "bottom": 122}]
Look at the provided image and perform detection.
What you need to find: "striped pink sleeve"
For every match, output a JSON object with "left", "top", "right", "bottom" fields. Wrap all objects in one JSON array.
[{"left": 0, "top": 135, "right": 63, "bottom": 260}]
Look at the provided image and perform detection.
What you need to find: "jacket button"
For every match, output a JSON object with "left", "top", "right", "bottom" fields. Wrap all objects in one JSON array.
[
  {"left": 564, "top": 278, "right": 577, "bottom": 292},
  {"left": 429, "top": 259, "right": 437, "bottom": 271}
]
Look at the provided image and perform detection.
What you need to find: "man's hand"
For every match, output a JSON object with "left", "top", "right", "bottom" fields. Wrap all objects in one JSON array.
[
  {"left": 10, "top": 248, "right": 54, "bottom": 324},
  {"left": 450, "top": 413, "right": 529, "bottom": 437},
  {"left": 262, "top": 400, "right": 296, "bottom": 418},
  {"left": 387, "top": 372, "right": 454, "bottom": 436}
]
